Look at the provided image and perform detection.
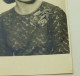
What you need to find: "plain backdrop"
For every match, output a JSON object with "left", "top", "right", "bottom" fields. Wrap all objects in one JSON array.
[
  {"left": 0, "top": 0, "right": 66, "bottom": 14},
  {"left": 0, "top": 0, "right": 80, "bottom": 76}
]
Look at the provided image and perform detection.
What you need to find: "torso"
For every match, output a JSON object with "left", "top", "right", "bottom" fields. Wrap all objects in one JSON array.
[
  {"left": 0, "top": 1, "right": 70, "bottom": 56},
  {"left": 1, "top": 1, "right": 55, "bottom": 55}
]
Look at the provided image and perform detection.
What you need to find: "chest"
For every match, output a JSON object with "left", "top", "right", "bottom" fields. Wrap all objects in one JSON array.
[
  {"left": 3, "top": 11, "right": 54, "bottom": 51},
  {"left": 5, "top": 18, "right": 50, "bottom": 50}
]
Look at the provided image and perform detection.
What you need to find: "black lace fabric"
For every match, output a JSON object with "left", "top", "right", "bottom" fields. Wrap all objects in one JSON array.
[{"left": 0, "top": 1, "right": 70, "bottom": 56}]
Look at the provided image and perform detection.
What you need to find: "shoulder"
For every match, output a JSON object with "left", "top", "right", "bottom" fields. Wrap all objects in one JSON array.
[
  {"left": 0, "top": 8, "right": 14, "bottom": 20},
  {"left": 42, "top": 1, "right": 59, "bottom": 9},
  {"left": 42, "top": 1, "right": 66, "bottom": 16}
]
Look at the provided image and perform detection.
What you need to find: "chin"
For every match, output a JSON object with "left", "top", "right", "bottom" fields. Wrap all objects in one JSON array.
[
  {"left": 18, "top": 0, "right": 36, "bottom": 3},
  {"left": 19, "top": 0, "right": 32, "bottom": 2}
]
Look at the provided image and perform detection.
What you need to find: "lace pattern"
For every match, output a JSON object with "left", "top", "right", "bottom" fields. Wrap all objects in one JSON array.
[{"left": 0, "top": 1, "right": 70, "bottom": 56}]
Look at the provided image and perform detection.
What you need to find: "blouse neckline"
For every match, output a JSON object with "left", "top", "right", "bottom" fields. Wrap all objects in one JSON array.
[{"left": 12, "top": 1, "right": 44, "bottom": 16}]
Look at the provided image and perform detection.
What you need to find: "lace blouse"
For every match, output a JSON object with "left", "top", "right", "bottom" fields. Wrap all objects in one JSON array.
[{"left": 0, "top": 1, "right": 70, "bottom": 56}]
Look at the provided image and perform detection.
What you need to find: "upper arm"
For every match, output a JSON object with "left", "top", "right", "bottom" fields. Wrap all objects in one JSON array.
[
  {"left": 51, "top": 7, "right": 70, "bottom": 54},
  {"left": 0, "top": 15, "right": 12, "bottom": 56}
]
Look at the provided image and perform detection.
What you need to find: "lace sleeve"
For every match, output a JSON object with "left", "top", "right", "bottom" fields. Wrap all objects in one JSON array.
[
  {"left": 51, "top": 8, "right": 70, "bottom": 54},
  {"left": 0, "top": 16, "right": 12, "bottom": 56}
]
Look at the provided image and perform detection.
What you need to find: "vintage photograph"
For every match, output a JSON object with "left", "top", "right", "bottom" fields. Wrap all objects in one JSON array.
[
  {"left": 0, "top": 0, "right": 70, "bottom": 56},
  {"left": 0, "top": 0, "right": 73, "bottom": 75}
]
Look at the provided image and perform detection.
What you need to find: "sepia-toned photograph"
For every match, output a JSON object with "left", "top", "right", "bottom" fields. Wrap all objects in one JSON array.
[
  {"left": 0, "top": 0, "right": 70, "bottom": 56},
  {"left": 0, "top": 0, "right": 73, "bottom": 75}
]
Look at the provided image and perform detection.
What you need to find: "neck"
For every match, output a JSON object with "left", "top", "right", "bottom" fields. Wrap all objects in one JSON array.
[
  {"left": 15, "top": 0, "right": 43, "bottom": 15},
  {"left": 17, "top": 0, "right": 36, "bottom": 4}
]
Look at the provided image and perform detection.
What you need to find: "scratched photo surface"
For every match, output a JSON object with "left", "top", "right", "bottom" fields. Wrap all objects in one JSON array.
[{"left": 0, "top": 0, "right": 70, "bottom": 56}]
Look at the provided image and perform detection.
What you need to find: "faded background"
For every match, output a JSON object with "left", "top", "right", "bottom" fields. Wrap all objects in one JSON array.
[{"left": 0, "top": 0, "right": 66, "bottom": 14}]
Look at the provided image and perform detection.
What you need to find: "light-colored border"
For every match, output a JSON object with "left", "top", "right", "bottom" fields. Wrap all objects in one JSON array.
[
  {"left": 0, "top": 0, "right": 73, "bottom": 75},
  {"left": 65, "top": 0, "right": 73, "bottom": 70}
]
